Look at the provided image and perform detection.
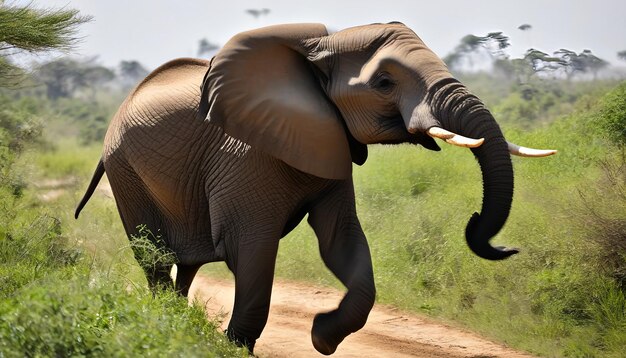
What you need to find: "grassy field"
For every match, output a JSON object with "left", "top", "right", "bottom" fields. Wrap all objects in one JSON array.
[{"left": 2, "top": 79, "right": 625, "bottom": 357}]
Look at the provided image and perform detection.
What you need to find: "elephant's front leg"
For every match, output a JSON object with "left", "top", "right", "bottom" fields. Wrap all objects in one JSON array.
[
  {"left": 225, "top": 236, "right": 280, "bottom": 353},
  {"left": 307, "top": 180, "right": 376, "bottom": 355}
]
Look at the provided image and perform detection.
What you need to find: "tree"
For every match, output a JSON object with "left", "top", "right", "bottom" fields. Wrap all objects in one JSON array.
[
  {"left": 523, "top": 48, "right": 563, "bottom": 73},
  {"left": 493, "top": 55, "right": 540, "bottom": 83},
  {"left": 197, "top": 38, "right": 219, "bottom": 57},
  {"left": 119, "top": 60, "right": 149, "bottom": 88},
  {"left": 518, "top": 24, "right": 532, "bottom": 31},
  {"left": 579, "top": 49, "right": 609, "bottom": 79},
  {"left": 0, "top": 2, "right": 90, "bottom": 86},
  {"left": 245, "top": 8, "right": 270, "bottom": 18},
  {"left": 443, "top": 32, "right": 510, "bottom": 71},
  {"left": 553, "top": 48, "right": 608, "bottom": 79},
  {"left": 80, "top": 61, "right": 115, "bottom": 99},
  {"left": 82, "top": 64, "right": 115, "bottom": 86},
  {"left": 619, "top": 50, "right": 626, "bottom": 62},
  {"left": 36, "top": 58, "right": 79, "bottom": 99},
  {"left": 485, "top": 32, "right": 511, "bottom": 56},
  {"left": 36, "top": 58, "right": 115, "bottom": 100}
]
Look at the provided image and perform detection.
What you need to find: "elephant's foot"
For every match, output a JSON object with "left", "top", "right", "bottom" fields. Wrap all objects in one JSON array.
[
  {"left": 225, "top": 329, "right": 256, "bottom": 355},
  {"left": 311, "top": 311, "right": 345, "bottom": 355}
]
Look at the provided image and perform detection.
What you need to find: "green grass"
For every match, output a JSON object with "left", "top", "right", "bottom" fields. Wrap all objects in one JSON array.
[
  {"left": 0, "top": 275, "right": 245, "bottom": 357},
  {"left": 27, "top": 138, "right": 102, "bottom": 178},
  {"left": 1, "top": 152, "right": 247, "bottom": 357},
  {"left": 0, "top": 197, "right": 247, "bottom": 357}
]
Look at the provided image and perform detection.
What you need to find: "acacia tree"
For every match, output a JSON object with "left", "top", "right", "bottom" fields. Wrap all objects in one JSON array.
[
  {"left": 119, "top": 60, "right": 149, "bottom": 88},
  {"left": 443, "top": 32, "right": 510, "bottom": 71},
  {"left": 197, "top": 38, "right": 219, "bottom": 58},
  {"left": 245, "top": 8, "right": 270, "bottom": 19},
  {"left": 553, "top": 49, "right": 608, "bottom": 79},
  {"left": 495, "top": 47, "right": 609, "bottom": 82},
  {"left": 36, "top": 58, "right": 115, "bottom": 100},
  {"left": 617, "top": 50, "right": 626, "bottom": 62},
  {"left": 0, "top": 2, "right": 90, "bottom": 86},
  {"left": 579, "top": 49, "right": 609, "bottom": 79},
  {"left": 524, "top": 48, "right": 563, "bottom": 73}
]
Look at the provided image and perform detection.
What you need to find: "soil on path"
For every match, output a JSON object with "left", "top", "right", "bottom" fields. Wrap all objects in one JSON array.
[
  {"left": 41, "top": 177, "right": 534, "bottom": 357},
  {"left": 189, "top": 275, "right": 535, "bottom": 358}
]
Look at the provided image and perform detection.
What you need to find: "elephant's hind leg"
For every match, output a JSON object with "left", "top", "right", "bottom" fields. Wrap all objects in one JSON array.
[
  {"left": 126, "top": 221, "right": 175, "bottom": 293},
  {"left": 174, "top": 263, "right": 201, "bottom": 297},
  {"left": 224, "top": 235, "right": 280, "bottom": 353},
  {"left": 107, "top": 162, "right": 175, "bottom": 293}
]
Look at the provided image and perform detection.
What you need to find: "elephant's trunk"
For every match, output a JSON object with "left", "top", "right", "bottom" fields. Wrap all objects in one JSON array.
[{"left": 430, "top": 79, "right": 517, "bottom": 260}]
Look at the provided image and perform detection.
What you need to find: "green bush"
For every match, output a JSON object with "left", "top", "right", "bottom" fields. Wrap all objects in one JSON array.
[
  {"left": 0, "top": 94, "right": 44, "bottom": 190},
  {"left": 0, "top": 170, "right": 245, "bottom": 357},
  {"left": 0, "top": 95, "right": 44, "bottom": 152},
  {"left": 50, "top": 97, "right": 117, "bottom": 143},
  {"left": 593, "top": 81, "right": 626, "bottom": 148},
  {"left": 0, "top": 278, "right": 246, "bottom": 357},
  {"left": 0, "top": 206, "right": 246, "bottom": 357},
  {"left": 0, "top": 214, "right": 80, "bottom": 299},
  {"left": 578, "top": 157, "right": 626, "bottom": 290}
]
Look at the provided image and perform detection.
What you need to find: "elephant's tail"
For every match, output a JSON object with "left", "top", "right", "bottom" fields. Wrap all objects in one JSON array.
[{"left": 74, "top": 159, "right": 105, "bottom": 219}]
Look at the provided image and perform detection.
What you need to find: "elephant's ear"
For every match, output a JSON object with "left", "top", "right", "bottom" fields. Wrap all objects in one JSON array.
[{"left": 198, "top": 24, "right": 356, "bottom": 180}]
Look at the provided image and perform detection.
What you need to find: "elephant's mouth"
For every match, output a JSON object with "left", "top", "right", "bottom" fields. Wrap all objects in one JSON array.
[
  {"left": 369, "top": 113, "right": 440, "bottom": 150},
  {"left": 386, "top": 114, "right": 443, "bottom": 151}
]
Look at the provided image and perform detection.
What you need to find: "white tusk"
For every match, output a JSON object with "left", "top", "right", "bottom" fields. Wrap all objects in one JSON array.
[
  {"left": 427, "top": 127, "right": 485, "bottom": 148},
  {"left": 507, "top": 141, "right": 557, "bottom": 157}
]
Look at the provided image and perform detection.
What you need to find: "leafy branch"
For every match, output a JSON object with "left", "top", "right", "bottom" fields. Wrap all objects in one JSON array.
[{"left": 0, "top": 2, "right": 91, "bottom": 86}]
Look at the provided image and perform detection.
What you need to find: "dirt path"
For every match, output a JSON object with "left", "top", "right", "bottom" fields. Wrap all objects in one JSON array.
[
  {"left": 42, "top": 178, "right": 533, "bottom": 357},
  {"left": 34, "top": 176, "right": 114, "bottom": 202},
  {"left": 190, "top": 275, "right": 535, "bottom": 357}
]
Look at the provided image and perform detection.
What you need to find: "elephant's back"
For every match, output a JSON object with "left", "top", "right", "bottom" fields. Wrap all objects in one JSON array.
[
  {"left": 102, "top": 58, "right": 216, "bottom": 222},
  {"left": 104, "top": 58, "right": 210, "bottom": 145},
  {"left": 103, "top": 57, "right": 211, "bottom": 158},
  {"left": 132, "top": 57, "right": 211, "bottom": 97}
]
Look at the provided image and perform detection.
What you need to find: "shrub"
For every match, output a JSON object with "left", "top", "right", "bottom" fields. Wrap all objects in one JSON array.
[
  {"left": 593, "top": 81, "right": 626, "bottom": 148},
  {"left": 0, "top": 277, "right": 247, "bottom": 357},
  {"left": 580, "top": 158, "right": 626, "bottom": 289},
  {"left": 0, "top": 94, "right": 44, "bottom": 163},
  {"left": 0, "top": 187, "right": 244, "bottom": 357}
]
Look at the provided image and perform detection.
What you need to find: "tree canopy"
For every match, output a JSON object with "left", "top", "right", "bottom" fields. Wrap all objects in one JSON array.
[
  {"left": 444, "top": 29, "right": 609, "bottom": 81},
  {"left": 119, "top": 60, "right": 149, "bottom": 88},
  {"left": 36, "top": 58, "right": 115, "bottom": 99},
  {"left": 197, "top": 38, "right": 219, "bottom": 58},
  {"left": 443, "top": 32, "right": 510, "bottom": 71}
]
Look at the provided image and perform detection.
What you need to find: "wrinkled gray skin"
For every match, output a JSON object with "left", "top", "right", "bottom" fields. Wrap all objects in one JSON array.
[{"left": 76, "top": 22, "right": 517, "bottom": 355}]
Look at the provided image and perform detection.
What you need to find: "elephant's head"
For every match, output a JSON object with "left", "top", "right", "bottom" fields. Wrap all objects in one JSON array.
[{"left": 198, "top": 22, "right": 555, "bottom": 260}]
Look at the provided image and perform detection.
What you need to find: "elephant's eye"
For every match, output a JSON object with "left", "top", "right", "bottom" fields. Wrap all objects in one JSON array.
[{"left": 370, "top": 72, "right": 396, "bottom": 94}]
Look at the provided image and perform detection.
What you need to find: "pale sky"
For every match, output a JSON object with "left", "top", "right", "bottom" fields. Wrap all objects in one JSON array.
[{"left": 12, "top": 0, "right": 626, "bottom": 69}]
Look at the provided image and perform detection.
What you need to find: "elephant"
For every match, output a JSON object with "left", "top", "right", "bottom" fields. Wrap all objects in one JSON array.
[{"left": 75, "top": 22, "right": 555, "bottom": 355}]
